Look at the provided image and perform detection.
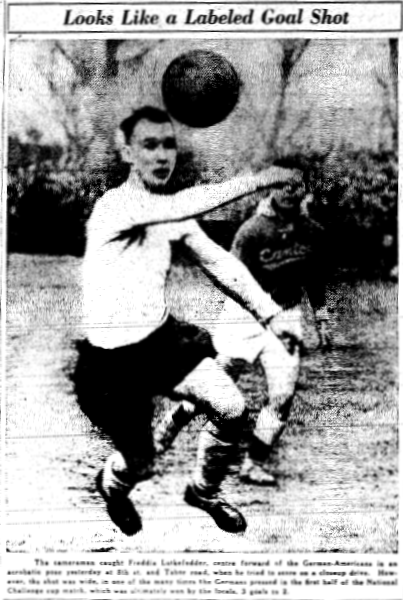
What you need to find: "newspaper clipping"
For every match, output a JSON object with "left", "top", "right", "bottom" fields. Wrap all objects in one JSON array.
[{"left": 1, "top": 1, "right": 401, "bottom": 599}]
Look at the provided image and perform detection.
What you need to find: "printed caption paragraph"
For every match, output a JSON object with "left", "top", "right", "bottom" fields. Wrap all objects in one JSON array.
[{"left": 4, "top": 556, "right": 400, "bottom": 599}]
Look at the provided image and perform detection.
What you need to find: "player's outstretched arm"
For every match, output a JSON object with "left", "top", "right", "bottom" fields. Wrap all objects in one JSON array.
[
  {"left": 130, "top": 166, "right": 298, "bottom": 226},
  {"left": 183, "top": 221, "right": 282, "bottom": 325}
]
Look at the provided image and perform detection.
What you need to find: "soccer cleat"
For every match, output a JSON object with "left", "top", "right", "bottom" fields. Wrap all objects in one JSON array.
[
  {"left": 184, "top": 484, "right": 247, "bottom": 533},
  {"left": 239, "top": 457, "right": 277, "bottom": 486},
  {"left": 96, "top": 470, "right": 142, "bottom": 536}
]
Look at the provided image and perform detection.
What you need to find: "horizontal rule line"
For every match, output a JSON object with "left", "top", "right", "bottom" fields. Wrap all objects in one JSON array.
[
  {"left": 5, "top": 423, "right": 400, "bottom": 439},
  {"left": 8, "top": 2, "right": 403, "bottom": 5},
  {"left": 7, "top": 2, "right": 403, "bottom": 5},
  {"left": 6, "top": 508, "right": 395, "bottom": 526},
  {"left": 9, "top": 500, "right": 393, "bottom": 513},
  {"left": 8, "top": 29, "right": 402, "bottom": 33}
]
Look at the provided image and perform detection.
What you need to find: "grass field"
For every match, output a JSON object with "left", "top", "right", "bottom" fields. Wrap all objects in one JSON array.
[{"left": 5, "top": 253, "right": 399, "bottom": 553}]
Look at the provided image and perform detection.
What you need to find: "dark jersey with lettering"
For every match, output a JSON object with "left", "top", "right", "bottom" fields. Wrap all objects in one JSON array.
[{"left": 232, "top": 210, "right": 328, "bottom": 310}]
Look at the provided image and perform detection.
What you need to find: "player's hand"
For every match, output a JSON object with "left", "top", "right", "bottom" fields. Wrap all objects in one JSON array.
[
  {"left": 259, "top": 166, "right": 303, "bottom": 187},
  {"left": 265, "top": 317, "right": 301, "bottom": 355}
]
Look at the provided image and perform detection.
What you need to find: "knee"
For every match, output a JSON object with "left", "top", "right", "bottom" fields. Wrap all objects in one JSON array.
[
  {"left": 266, "top": 378, "right": 297, "bottom": 410},
  {"left": 261, "top": 351, "right": 299, "bottom": 404},
  {"left": 211, "top": 392, "right": 247, "bottom": 440},
  {"left": 227, "top": 393, "right": 247, "bottom": 422},
  {"left": 253, "top": 406, "right": 286, "bottom": 448},
  {"left": 215, "top": 373, "right": 246, "bottom": 421},
  {"left": 176, "top": 357, "right": 247, "bottom": 425}
]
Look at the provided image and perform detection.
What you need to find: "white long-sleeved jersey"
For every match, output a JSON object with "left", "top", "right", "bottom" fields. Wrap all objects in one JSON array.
[{"left": 82, "top": 176, "right": 282, "bottom": 349}]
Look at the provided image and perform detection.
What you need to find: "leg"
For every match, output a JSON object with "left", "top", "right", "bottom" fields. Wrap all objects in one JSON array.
[
  {"left": 95, "top": 381, "right": 157, "bottom": 536},
  {"left": 153, "top": 355, "right": 245, "bottom": 455},
  {"left": 152, "top": 318, "right": 218, "bottom": 454},
  {"left": 100, "top": 398, "right": 156, "bottom": 493},
  {"left": 73, "top": 339, "right": 157, "bottom": 535},
  {"left": 96, "top": 318, "right": 219, "bottom": 532},
  {"left": 154, "top": 400, "right": 198, "bottom": 454},
  {"left": 241, "top": 311, "right": 301, "bottom": 485},
  {"left": 97, "top": 346, "right": 246, "bottom": 532},
  {"left": 173, "top": 357, "right": 248, "bottom": 532},
  {"left": 256, "top": 330, "right": 300, "bottom": 447},
  {"left": 153, "top": 357, "right": 250, "bottom": 454}
]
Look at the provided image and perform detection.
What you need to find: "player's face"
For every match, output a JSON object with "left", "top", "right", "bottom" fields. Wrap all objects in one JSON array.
[
  {"left": 126, "top": 119, "right": 177, "bottom": 189},
  {"left": 271, "top": 181, "right": 306, "bottom": 217},
  {"left": 276, "top": 181, "right": 305, "bottom": 204}
]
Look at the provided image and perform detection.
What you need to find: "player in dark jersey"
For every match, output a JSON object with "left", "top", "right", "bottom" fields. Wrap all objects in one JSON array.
[
  {"left": 154, "top": 174, "right": 332, "bottom": 485},
  {"left": 220, "top": 177, "right": 332, "bottom": 484}
]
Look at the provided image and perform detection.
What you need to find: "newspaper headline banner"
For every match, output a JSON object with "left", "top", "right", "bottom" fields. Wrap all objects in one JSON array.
[{"left": 7, "top": 2, "right": 402, "bottom": 33}]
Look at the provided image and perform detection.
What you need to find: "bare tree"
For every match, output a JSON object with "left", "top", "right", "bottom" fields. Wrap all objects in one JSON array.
[
  {"left": 388, "top": 39, "right": 398, "bottom": 150},
  {"left": 370, "top": 40, "right": 398, "bottom": 153},
  {"left": 105, "top": 41, "right": 122, "bottom": 78},
  {"left": 271, "top": 40, "right": 310, "bottom": 158}
]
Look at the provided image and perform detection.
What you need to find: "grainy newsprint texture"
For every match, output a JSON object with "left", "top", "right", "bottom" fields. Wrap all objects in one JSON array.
[{"left": 1, "top": 2, "right": 401, "bottom": 599}]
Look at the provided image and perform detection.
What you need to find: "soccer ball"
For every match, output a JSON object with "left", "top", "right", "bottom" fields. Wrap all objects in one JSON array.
[{"left": 162, "top": 49, "right": 241, "bottom": 128}]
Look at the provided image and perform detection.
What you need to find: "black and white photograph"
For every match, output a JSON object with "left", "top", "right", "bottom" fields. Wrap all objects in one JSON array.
[{"left": 5, "top": 37, "right": 398, "bottom": 554}]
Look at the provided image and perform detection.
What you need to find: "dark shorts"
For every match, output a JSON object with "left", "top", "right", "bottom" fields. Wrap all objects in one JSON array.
[{"left": 71, "top": 316, "right": 216, "bottom": 457}]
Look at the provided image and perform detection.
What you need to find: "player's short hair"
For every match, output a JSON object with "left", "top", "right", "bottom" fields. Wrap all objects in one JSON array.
[
  {"left": 272, "top": 157, "right": 311, "bottom": 190},
  {"left": 268, "top": 172, "right": 306, "bottom": 196},
  {"left": 120, "top": 106, "right": 172, "bottom": 144}
]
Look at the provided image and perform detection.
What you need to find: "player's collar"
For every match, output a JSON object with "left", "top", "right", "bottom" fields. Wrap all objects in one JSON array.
[
  {"left": 125, "top": 172, "right": 147, "bottom": 192},
  {"left": 125, "top": 172, "right": 169, "bottom": 195}
]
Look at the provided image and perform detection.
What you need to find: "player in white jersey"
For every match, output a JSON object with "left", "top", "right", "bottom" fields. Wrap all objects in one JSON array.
[{"left": 73, "top": 106, "right": 293, "bottom": 535}]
